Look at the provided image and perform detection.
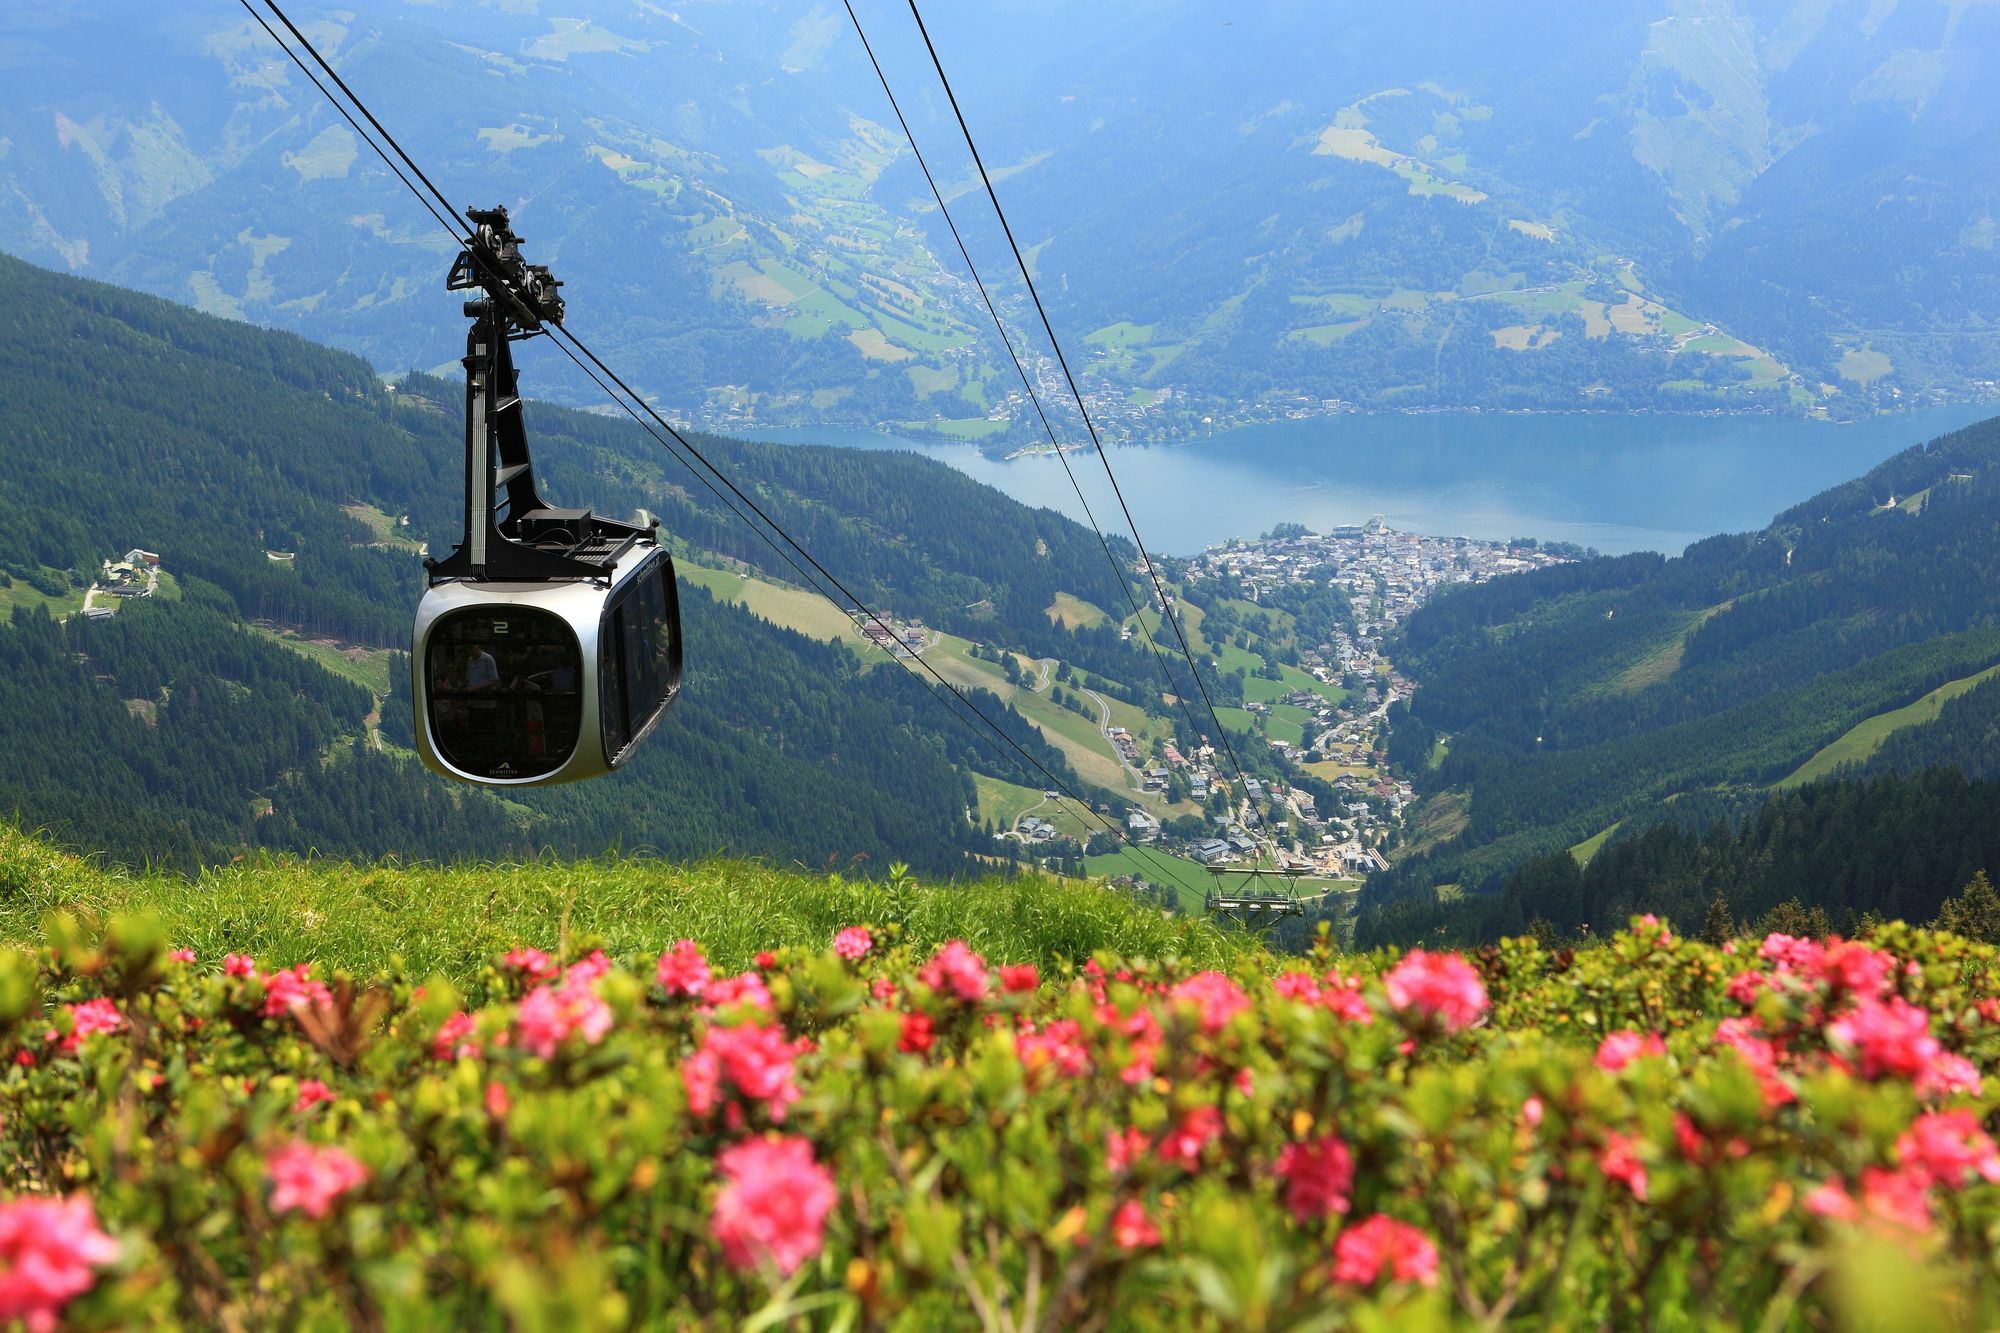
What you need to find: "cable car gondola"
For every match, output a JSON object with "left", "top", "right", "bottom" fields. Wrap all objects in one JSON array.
[{"left": 411, "top": 206, "right": 681, "bottom": 787}]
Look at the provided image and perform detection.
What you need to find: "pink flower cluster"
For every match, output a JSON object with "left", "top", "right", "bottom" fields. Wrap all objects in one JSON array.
[
  {"left": 832, "top": 926, "right": 873, "bottom": 961},
  {"left": 51, "top": 999, "right": 124, "bottom": 1053},
  {"left": 1167, "top": 972, "right": 1250, "bottom": 1034},
  {"left": 514, "top": 980, "right": 613, "bottom": 1060},
  {"left": 1381, "top": 950, "right": 1488, "bottom": 1032},
  {"left": 266, "top": 1141, "right": 368, "bottom": 1219},
  {"left": 708, "top": 1136, "right": 836, "bottom": 1274},
  {"left": 656, "top": 939, "right": 712, "bottom": 997},
  {"left": 1275, "top": 1134, "right": 1354, "bottom": 1223},
  {"left": 261, "top": 964, "right": 332, "bottom": 1018},
  {"left": 1595, "top": 1030, "right": 1667, "bottom": 1073},
  {"left": 0, "top": 1195, "right": 120, "bottom": 1332},
  {"left": 918, "top": 939, "right": 990, "bottom": 1002},
  {"left": 1331, "top": 1214, "right": 1438, "bottom": 1288},
  {"left": 684, "top": 1020, "right": 805, "bottom": 1123},
  {"left": 502, "top": 947, "right": 559, "bottom": 982}
]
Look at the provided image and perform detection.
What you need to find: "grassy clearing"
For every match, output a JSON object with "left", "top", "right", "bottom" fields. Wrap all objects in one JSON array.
[
  {"left": 927, "top": 637, "right": 1130, "bottom": 796},
  {"left": 1085, "top": 322, "right": 1156, "bottom": 348},
  {"left": 1400, "top": 790, "right": 1470, "bottom": 861},
  {"left": 1046, "top": 592, "right": 1109, "bottom": 630},
  {"left": 970, "top": 772, "right": 1048, "bottom": 832},
  {"left": 1777, "top": 663, "right": 2000, "bottom": 788},
  {"left": 1287, "top": 322, "right": 1366, "bottom": 345},
  {"left": 1601, "top": 605, "right": 1730, "bottom": 697},
  {"left": 0, "top": 574, "right": 86, "bottom": 619},
  {"left": 1569, "top": 821, "right": 1623, "bottom": 866},
  {"left": 680, "top": 564, "right": 876, "bottom": 653},
  {"left": 248, "top": 626, "right": 393, "bottom": 697},
  {"left": 0, "top": 827, "right": 1244, "bottom": 983},
  {"left": 1838, "top": 347, "right": 1894, "bottom": 386},
  {"left": 1083, "top": 846, "right": 1215, "bottom": 911}
]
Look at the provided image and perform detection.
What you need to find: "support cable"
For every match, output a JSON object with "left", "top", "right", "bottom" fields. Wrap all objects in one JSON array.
[
  {"left": 840, "top": 0, "right": 1212, "bottom": 767},
  {"left": 903, "top": 0, "right": 1268, "bottom": 858}
]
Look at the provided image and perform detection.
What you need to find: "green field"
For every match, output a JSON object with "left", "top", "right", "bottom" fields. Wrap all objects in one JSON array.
[
  {"left": 1084, "top": 846, "right": 1214, "bottom": 912},
  {"left": 1568, "top": 820, "right": 1623, "bottom": 866},
  {"left": 0, "top": 825, "right": 1240, "bottom": 985},
  {"left": 0, "top": 573, "right": 87, "bottom": 619},
  {"left": 1085, "top": 321, "right": 1156, "bottom": 348},
  {"left": 1046, "top": 592, "right": 1110, "bottom": 630},
  {"left": 1777, "top": 662, "right": 2000, "bottom": 788},
  {"left": 680, "top": 564, "right": 876, "bottom": 653},
  {"left": 971, "top": 772, "right": 1050, "bottom": 833},
  {"left": 249, "top": 626, "right": 393, "bottom": 696}
]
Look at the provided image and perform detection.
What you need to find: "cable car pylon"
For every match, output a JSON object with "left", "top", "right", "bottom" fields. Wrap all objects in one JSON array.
[
  {"left": 411, "top": 206, "right": 682, "bottom": 786},
  {"left": 1202, "top": 865, "right": 1308, "bottom": 930}
]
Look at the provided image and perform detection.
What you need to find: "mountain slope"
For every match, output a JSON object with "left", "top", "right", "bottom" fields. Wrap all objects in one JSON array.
[{"left": 1368, "top": 411, "right": 2000, "bottom": 905}]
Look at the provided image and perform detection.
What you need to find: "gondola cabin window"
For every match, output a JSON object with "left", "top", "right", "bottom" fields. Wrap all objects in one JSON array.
[
  {"left": 424, "top": 607, "right": 583, "bottom": 780},
  {"left": 600, "top": 552, "right": 680, "bottom": 763}
]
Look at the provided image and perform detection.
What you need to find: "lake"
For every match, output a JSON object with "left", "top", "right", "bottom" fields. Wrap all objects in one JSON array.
[{"left": 747, "top": 404, "right": 1997, "bottom": 556}]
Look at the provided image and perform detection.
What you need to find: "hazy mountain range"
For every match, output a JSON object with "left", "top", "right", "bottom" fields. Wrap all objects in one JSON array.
[{"left": 4, "top": 0, "right": 1997, "bottom": 433}]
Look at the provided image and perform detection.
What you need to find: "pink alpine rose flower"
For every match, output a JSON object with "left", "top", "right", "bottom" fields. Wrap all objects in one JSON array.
[
  {"left": 656, "top": 939, "right": 711, "bottom": 998},
  {"left": 1016, "top": 1019, "right": 1090, "bottom": 1078},
  {"left": 1828, "top": 997, "right": 1939, "bottom": 1081},
  {"left": 1156, "top": 1105, "right": 1223, "bottom": 1168},
  {"left": 703, "top": 971, "right": 774, "bottom": 1014},
  {"left": 1168, "top": 972, "right": 1251, "bottom": 1034},
  {"left": 686, "top": 1020, "right": 805, "bottom": 1121},
  {"left": 1896, "top": 1111, "right": 2000, "bottom": 1189},
  {"left": 897, "top": 1012, "right": 935, "bottom": 1055},
  {"left": 1917, "top": 1051, "right": 1983, "bottom": 1100},
  {"left": 432, "top": 1011, "right": 478, "bottom": 1061},
  {"left": 1331, "top": 1215, "right": 1439, "bottom": 1288},
  {"left": 832, "top": 926, "right": 873, "bottom": 961},
  {"left": 0, "top": 1194, "right": 120, "bottom": 1333},
  {"left": 261, "top": 965, "right": 332, "bottom": 1018},
  {"left": 223, "top": 953, "right": 258, "bottom": 978},
  {"left": 502, "top": 947, "right": 558, "bottom": 981},
  {"left": 999, "top": 963, "right": 1040, "bottom": 993},
  {"left": 563, "top": 950, "right": 611, "bottom": 986},
  {"left": 1595, "top": 1030, "right": 1667, "bottom": 1073},
  {"left": 168, "top": 947, "right": 196, "bottom": 964},
  {"left": 1598, "top": 1132, "right": 1648, "bottom": 1201},
  {"left": 1106, "top": 1127, "right": 1150, "bottom": 1174},
  {"left": 710, "top": 1136, "right": 837, "bottom": 1275},
  {"left": 266, "top": 1141, "right": 368, "bottom": 1219},
  {"left": 1110, "top": 1200, "right": 1162, "bottom": 1250},
  {"left": 1275, "top": 1135, "right": 1355, "bottom": 1223},
  {"left": 1382, "top": 950, "right": 1488, "bottom": 1032},
  {"left": 1273, "top": 971, "right": 1323, "bottom": 1004},
  {"left": 55, "top": 999, "right": 125, "bottom": 1052},
  {"left": 918, "top": 939, "right": 990, "bottom": 1002},
  {"left": 514, "top": 982, "right": 614, "bottom": 1060},
  {"left": 293, "top": 1079, "right": 335, "bottom": 1113},
  {"left": 1817, "top": 940, "right": 1892, "bottom": 997}
]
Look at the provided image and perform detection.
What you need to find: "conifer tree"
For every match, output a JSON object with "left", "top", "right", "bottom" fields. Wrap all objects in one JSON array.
[
  {"left": 1701, "top": 893, "right": 1735, "bottom": 946},
  {"left": 1935, "top": 870, "right": 2000, "bottom": 944}
]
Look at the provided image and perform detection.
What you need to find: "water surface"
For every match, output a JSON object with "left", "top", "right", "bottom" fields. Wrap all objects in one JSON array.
[{"left": 747, "top": 405, "right": 1995, "bottom": 556}]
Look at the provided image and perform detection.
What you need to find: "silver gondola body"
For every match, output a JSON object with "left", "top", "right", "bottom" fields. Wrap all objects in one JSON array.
[{"left": 410, "top": 206, "right": 681, "bottom": 788}]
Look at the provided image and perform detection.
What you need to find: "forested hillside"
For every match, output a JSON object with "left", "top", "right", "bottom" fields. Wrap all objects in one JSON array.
[
  {"left": 0, "top": 254, "right": 1209, "bottom": 875},
  {"left": 1365, "top": 413, "right": 2000, "bottom": 937}
]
